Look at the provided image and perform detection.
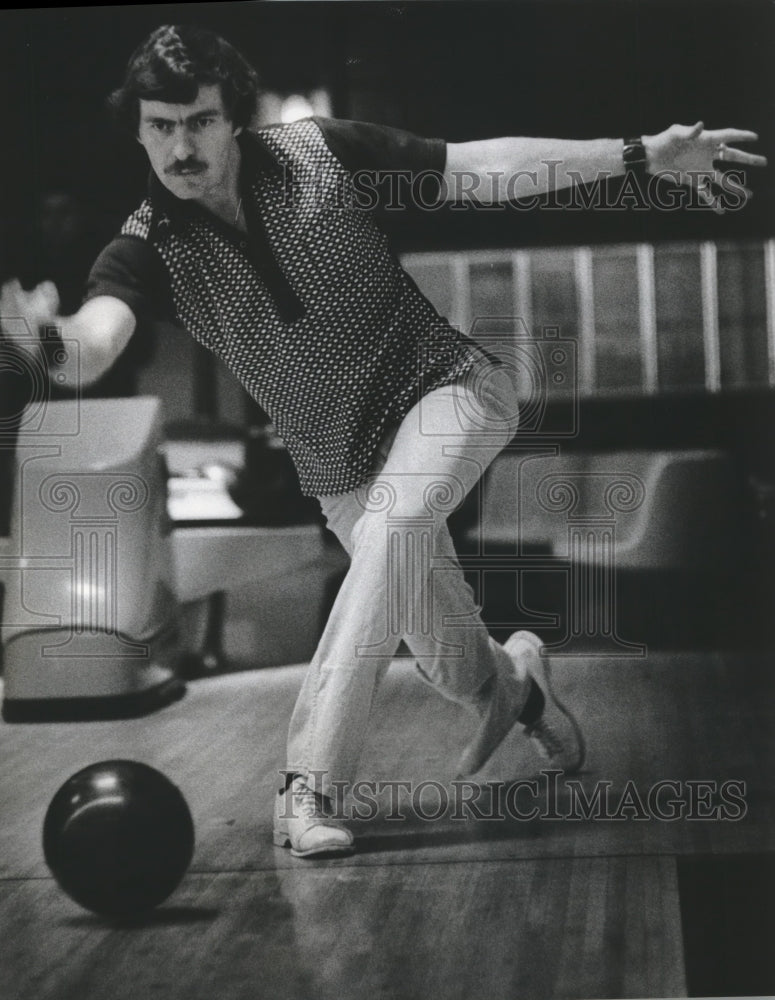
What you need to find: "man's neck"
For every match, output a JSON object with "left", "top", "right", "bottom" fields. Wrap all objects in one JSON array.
[{"left": 195, "top": 145, "right": 244, "bottom": 228}]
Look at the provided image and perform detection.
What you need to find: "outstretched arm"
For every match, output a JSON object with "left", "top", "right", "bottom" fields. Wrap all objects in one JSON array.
[
  {"left": 441, "top": 121, "right": 766, "bottom": 204},
  {"left": 0, "top": 278, "right": 137, "bottom": 387}
]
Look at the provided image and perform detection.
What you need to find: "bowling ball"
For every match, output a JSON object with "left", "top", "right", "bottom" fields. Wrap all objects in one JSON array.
[{"left": 43, "top": 760, "right": 194, "bottom": 919}]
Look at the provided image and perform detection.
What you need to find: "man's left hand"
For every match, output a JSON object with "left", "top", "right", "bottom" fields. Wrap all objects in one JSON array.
[{"left": 644, "top": 121, "right": 767, "bottom": 211}]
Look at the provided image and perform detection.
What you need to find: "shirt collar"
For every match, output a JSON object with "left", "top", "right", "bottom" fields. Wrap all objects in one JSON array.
[{"left": 147, "top": 129, "right": 281, "bottom": 229}]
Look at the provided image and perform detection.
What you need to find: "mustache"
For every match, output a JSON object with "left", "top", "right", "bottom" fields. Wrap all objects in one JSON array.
[{"left": 166, "top": 160, "right": 206, "bottom": 175}]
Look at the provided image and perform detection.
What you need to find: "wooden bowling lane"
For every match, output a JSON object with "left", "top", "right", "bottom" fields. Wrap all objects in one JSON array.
[
  {"left": 1, "top": 856, "right": 686, "bottom": 1000},
  {"left": 0, "top": 649, "right": 773, "bottom": 999}
]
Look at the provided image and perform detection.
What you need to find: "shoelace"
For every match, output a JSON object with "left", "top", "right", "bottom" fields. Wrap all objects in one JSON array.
[
  {"left": 526, "top": 719, "right": 565, "bottom": 760},
  {"left": 291, "top": 781, "right": 326, "bottom": 819}
]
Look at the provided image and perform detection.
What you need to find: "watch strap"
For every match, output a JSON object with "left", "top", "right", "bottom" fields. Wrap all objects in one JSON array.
[{"left": 623, "top": 136, "right": 648, "bottom": 176}]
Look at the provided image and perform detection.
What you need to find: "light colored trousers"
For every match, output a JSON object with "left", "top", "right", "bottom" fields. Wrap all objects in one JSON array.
[{"left": 286, "top": 360, "right": 524, "bottom": 797}]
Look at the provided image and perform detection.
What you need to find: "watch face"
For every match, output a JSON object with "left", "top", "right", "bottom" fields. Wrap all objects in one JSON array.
[{"left": 623, "top": 140, "right": 647, "bottom": 166}]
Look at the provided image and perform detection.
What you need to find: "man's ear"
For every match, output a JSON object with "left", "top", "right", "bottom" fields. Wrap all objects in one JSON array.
[{"left": 233, "top": 125, "right": 243, "bottom": 137}]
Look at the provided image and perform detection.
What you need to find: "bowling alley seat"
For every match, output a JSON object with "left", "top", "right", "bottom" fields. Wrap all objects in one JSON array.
[
  {"left": 0, "top": 397, "right": 324, "bottom": 722},
  {"left": 472, "top": 448, "right": 738, "bottom": 569},
  {"left": 458, "top": 447, "right": 742, "bottom": 650}
]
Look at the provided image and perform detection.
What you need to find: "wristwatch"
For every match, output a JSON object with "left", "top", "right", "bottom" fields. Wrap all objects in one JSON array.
[{"left": 623, "top": 136, "right": 648, "bottom": 178}]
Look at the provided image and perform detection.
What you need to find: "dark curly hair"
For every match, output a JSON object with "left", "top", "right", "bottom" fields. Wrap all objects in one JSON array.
[{"left": 107, "top": 25, "right": 259, "bottom": 134}]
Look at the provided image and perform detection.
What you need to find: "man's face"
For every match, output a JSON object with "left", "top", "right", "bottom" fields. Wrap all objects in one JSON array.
[{"left": 137, "top": 84, "right": 242, "bottom": 202}]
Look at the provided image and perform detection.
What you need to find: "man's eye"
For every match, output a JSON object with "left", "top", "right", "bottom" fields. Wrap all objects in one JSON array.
[
  {"left": 151, "top": 122, "right": 174, "bottom": 134},
  {"left": 195, "top": 118, "right": 214, "bottom": 129}
]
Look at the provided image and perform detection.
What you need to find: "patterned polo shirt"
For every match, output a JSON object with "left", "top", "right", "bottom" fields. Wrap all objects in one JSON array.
[{"left": 86, "top": 118, "right": 486, "bottom": 496}]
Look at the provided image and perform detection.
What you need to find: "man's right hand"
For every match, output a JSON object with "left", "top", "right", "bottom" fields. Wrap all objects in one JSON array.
[
  {"left": 1, "top": 280, "right": 139, "bottom": 387},
  {"left": 0, "top": 278, "right": 61, "bottom": 342}
]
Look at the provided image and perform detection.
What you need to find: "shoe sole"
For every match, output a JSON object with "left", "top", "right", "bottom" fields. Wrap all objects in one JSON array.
[{"left": 505, "top": 631, "right": 586, "bottom": 773}]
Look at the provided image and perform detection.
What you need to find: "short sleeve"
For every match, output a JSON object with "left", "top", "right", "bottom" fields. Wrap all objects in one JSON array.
[
  {"left": 85, "top": 235, "right": 176, "bottom": 323},
  {"left": 312, "top": 117, "right": 447, "bottom": 205},
  {"left": 312, "top": 117, "right": 447, "bottom": 175}
]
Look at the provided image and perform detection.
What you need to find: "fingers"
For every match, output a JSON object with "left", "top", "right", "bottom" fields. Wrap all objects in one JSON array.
[
  {"left": 697, "top": 184, "right": 725, "bottom": 215},
  {"left": 717, "top": 147, "right": 768, "bottom": 168},
  {"left": 1, "top": 277, "right": 21, "bottom": 305},
  {"left": 707, "top": 128, "right": 760, "bottom": 145},
  {"left": 0, "top": 277, "right": 59, "bottom": 340},
  {"left": 1, "top": 279, "right": 59, "bottom": 314},
  {"left": 695, "top": 171, "right": 753, "bottom": 213},
  {"left": 37, "top": 280, "right": 60, "bottom": 315},
  {"left": 707, "top": 128, "right": 766, "bottom": 168},
  {"left": 1, "top": 280, "right": 25, "bottom": 339},
  {"left": 695, "top": 173, "right": 728, "bottom": 214},
  {"left": 0, "top": 279, "right": 21, "bottom": 316},
  {"left": 695, "top": 175, "right": 716, "bottom": 203}
]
